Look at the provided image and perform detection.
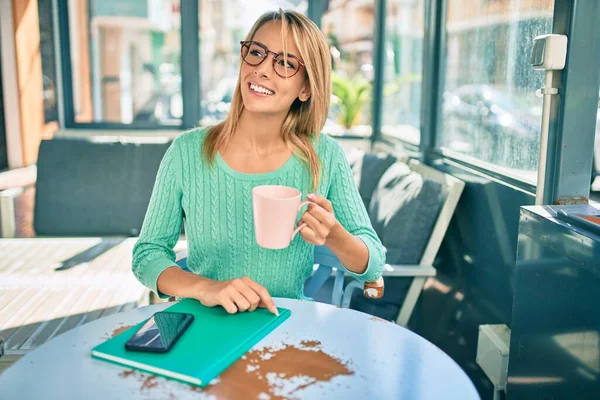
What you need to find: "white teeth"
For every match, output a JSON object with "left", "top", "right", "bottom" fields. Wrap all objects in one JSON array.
[{"left": 250, "top": 83, "right": 274, "bottom": 95}]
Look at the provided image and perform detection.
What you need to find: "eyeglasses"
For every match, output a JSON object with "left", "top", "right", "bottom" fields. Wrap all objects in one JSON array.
[{"left": 240, "top": 41, "right": 305, "bottom": 78}]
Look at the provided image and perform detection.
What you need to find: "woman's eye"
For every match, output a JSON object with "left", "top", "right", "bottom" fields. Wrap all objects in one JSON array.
[
  {"left": 250, "top": 50, "right": 264, "bottom": 57},
  {"left": 277, "top": 59, "right": 296, "bottom": 69}
]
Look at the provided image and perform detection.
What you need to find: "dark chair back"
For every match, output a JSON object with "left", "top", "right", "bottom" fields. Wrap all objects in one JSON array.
[{"left": 34, "top": 137, "right": 171, "bottom": 236}]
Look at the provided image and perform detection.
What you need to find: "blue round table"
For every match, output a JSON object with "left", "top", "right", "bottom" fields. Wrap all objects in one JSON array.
[{"left": 0, "top": 298, "right": 480, "bottom": 399}]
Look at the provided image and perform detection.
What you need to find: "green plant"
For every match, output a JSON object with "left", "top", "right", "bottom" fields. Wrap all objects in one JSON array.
[
  {"left": 382, "top": 73, "right": 422, "bottom": 97},
  {"left": 331, "top": 73, "right": 371, "bottom": 129}
]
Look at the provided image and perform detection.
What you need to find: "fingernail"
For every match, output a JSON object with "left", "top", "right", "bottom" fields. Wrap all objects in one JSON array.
[{"left": 307, "top": 193, "right": 316, "bottom": 200}]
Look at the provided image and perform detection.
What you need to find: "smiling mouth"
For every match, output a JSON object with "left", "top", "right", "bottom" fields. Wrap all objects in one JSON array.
[{"left": 249, "top": 82, "right": 275, "bottom": 96}]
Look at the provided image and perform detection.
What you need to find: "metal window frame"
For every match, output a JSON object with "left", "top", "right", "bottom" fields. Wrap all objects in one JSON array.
[
  {"left": 307, "top": 0, "right": 324, "bottom": 28},
  {"left": 416, "top": 0, "right": 600, "bottom": 202},
  {"left": 421, "top": 0, "right": 446, "bottom": 162},
  {"left": 56, "top": 0, "right": 200, "bottom": 130},
  {"left": 371, "top": 0, "right": 442, "bottom": 159},
  {"left": 181, "top": 0, "right": 200, "bottom": 129},
  {"left": 370, "top": 0, "right": 386, "bottom": 146},
  {"left": 541, "top": 0, "right": 600, "bottom": 204},
  {"left": 55, "top": 0, "right": 331, "bottom": 132}
]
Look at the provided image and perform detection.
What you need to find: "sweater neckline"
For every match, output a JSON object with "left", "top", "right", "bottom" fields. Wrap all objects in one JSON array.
[{"left": 215, "top": 150, "right": 298, "bottom": 181}]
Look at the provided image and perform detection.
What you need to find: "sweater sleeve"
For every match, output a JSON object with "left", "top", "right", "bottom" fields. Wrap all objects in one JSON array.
[
  {"left": 132, "top": 138, "right": 184, "bottom": 298},
  {"left": 326, "top": 139, "right": 385, "bottom": 282}
]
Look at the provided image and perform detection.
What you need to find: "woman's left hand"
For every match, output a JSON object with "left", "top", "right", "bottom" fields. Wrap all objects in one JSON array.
[{"left": 299, "top": 193, "right": 339, "bottom": 246}]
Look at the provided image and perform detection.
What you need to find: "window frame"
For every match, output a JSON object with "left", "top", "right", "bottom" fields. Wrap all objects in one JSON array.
[
  {"left": 52, "top": 0, "right": 600, "bottom": 203},
  {"left": 414, "top": 0, "right": 600, "bottom": 201},
  {"left": 56, "top": 0, "right": 197, "bottom": 130}
]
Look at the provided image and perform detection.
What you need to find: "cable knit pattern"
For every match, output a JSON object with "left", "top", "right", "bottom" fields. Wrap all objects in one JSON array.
[{"left": 132, "top": 128, "right": 385, "bottom": 299}]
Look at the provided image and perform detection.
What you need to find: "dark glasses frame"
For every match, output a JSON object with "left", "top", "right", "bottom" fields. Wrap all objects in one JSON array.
[{"left": 240, "top": 40, "right": 305, "bottom": 78}]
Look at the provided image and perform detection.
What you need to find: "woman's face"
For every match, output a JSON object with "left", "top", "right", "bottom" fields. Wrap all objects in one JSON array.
[{"left": 239, "top": 21, "right": 310, "bottom": 118}]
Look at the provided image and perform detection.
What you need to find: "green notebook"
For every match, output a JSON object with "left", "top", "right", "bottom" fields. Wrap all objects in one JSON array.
[{"left": 91, "top": 299, "right": 291, "bottom": 387}]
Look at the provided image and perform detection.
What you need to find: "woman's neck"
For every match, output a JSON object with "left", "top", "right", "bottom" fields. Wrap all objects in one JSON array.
[{"left": 232, "top": 109, "right": 289, "bottom": 155}]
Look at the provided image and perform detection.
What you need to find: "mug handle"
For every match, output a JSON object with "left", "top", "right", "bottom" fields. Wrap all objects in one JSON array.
[{"left": 290, "top": 200, "right": 311, "bottom": 240}]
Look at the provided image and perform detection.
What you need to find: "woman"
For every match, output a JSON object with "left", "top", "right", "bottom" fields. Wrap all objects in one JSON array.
[{"left": 132, "top": 10, "right": 384, "bottom": 315}]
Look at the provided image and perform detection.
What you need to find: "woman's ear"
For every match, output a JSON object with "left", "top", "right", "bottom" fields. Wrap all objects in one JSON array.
[{"left": 298, "top": 82, "right": 311, "bottom": 102}]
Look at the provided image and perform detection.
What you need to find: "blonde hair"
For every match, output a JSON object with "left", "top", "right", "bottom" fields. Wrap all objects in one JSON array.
[{"left": 202, "top": 9, "right": 332, "bottom": 191}]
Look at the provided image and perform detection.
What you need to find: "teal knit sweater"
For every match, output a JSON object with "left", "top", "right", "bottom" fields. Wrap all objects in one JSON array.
[{"left": 132, "top": 128, "right": 385, "bottom": 299}]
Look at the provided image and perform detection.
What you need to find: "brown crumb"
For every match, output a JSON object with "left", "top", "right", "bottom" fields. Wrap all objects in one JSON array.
[
  {"left": 198, "top": 341, "right": 353, "bottom": 399},
  {"left": 299, "top": 340, "right": 321, "bottom": 349},
  {"left": 119, "top": 369, "right": 136, "bottom": 378},
  {"left": 111, "top": 324, "right": 134, "bottom": 338},
  {"left": 118, "top": 370, "right": 161, "bottom": 393},
  {"left": 141, "top": 375, "right": 159, "bottom": 391},
  {"left": 117, "top": 340, "right": 353, "bottom": 398}
]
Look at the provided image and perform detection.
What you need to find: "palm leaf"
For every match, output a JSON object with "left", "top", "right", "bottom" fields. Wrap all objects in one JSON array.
[{"left": 332, "top": 73, "right": 371, "bottom": 129}]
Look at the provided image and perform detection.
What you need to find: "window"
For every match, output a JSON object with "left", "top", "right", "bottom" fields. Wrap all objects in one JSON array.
[
  {"left": 439, "top": 0, "right": 554, "bottom": 182},
  {"left": 38, "top": 0, "right": 58, "bottom": 129},
  {"left": 0, "top": 60, "right": 6, "bottom": 171},
  {"left": 322, "top": 0, "right": 375, "bottom": 137},
  {"left": 69, "top": 0, "right": 182, "bottom": 126},
  {"left": 381, "top": 0, "right": 424, "bottom": 145},
  {"left": 198, "top": 0, "right": 307, "bottom": 127},
  {"left": 593, "top": 84, "right": 600, "bottom": 188}
]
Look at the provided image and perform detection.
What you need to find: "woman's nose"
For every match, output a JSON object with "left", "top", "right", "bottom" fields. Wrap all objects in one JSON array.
[{"left": 254, "top": 54, "right": 274, "bottom": 77}]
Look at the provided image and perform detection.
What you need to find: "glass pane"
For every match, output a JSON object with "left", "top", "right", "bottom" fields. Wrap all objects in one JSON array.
[
  {"left": 199, "top": 0, "right": 307, "bottom": 127},
  {"left": 69, "top": 0, "right": 182, "bottom": 125},
  {"left": 38, "top": 0, "right": 58, "bottom": 128},
  {"left": 322, "top": 1, "right": 375, "bottom": 138},
  {"left": 381, "top": 0, "right": 424, "bottom": 144},
  {"left": 0, "top": 73, "right": 6, "bottom": 170},
  {"left": 440, "top": 0, "right": 554, "bottom": 182},
  {"left": 593, "top": 82, "right": 600, "bottom": 190}
]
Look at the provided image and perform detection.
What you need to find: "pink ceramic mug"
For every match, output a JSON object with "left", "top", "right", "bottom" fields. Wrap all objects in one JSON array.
[{"left": 252, "top": 185, "right": 310, "bottom": 249}]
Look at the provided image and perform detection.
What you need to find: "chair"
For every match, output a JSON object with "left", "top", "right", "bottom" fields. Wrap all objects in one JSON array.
[
  {"left": 308, "top": 153, "right": 464, "bottom": 327},
  {"left": 173, "top": 247, "right": 382, "bottom": 305},
  {"left": 173, "top": 150, "right": 464, "bottom": 327},
  {"left": 0, "top": 136, "right": 171, "bottom": 255},
  {"left": 0, "top": 136, "right": 172, "bottom": 368},
  {"left": 0, "top": 136, "right": 174, "bottom": 277},
  {"left": 303, "top": 245, "right": 347, "bottom": 305}
]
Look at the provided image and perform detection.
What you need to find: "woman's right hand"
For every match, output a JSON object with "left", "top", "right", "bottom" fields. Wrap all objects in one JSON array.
[{"left": 196, "top": 276, "right": 279, "bottom": 316}]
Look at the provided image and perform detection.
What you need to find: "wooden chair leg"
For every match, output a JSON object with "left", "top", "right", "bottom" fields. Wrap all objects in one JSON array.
[{"left": 395, "top": 277, "right": 426, "bottom": 327}]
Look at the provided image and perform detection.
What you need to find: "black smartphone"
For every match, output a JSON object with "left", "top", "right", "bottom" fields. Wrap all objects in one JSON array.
[{"left": 124, "top": 311, "right": 194, "bottom": 353}]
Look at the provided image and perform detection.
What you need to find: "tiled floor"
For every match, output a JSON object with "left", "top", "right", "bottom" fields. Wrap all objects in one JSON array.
[{"left": 0, "top": 238, "right": 149, "bottom": 371}]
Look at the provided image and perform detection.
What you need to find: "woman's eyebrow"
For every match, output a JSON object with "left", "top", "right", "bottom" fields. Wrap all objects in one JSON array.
[
  {"left": 278, "top": 49, "right": 301, "bottom": 59},
  {"left": 255, "top": 40, "right": 300, "bottom": 58},
  {"left": 253, "top": 40, "right": 268, "bottom": 49}
]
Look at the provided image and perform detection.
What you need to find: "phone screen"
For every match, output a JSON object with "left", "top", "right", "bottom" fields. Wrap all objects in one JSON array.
[{"left": 125, "top": 311, "right": 194, "bottom": 353}]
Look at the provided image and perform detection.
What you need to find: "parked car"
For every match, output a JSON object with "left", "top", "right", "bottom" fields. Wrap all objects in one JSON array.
[
  {"left": 133, "top": 90, "right": 182, "bottom": 125},
  {"left": 43, "top": 75, "right": 58, "bottom": 122},
  {"left": 199, "top": 77, "right": 237, "bottom": 125},
  {"left": 443, "top": 84, "right": 600, "bottom": 176},
  {"left": 442, "top": 84, "right": 542, "bottom": 169},
  {"left": 591, "top": 93, "right": 600, "bottom": 185}
]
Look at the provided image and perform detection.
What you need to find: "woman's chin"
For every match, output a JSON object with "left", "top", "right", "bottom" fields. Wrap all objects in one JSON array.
[{"left": 242, "top": 101, "right": 283, "bottom": 115}]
